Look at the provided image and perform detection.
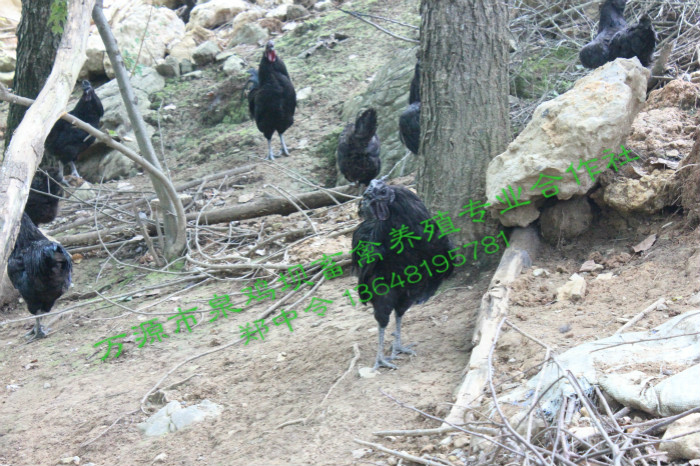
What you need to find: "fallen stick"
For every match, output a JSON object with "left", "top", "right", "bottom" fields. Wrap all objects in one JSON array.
[
  {"left": 48, "top": 165, "right": 256, "bottom": 236},
  {"left": 353, "top": 439, "right": 450, "bottom": 466},
  {"left": 443, "top": 226, "right": 539, "bottom": 427},
  {"left": 614, "top": 298, "right": 666, "bottom": 334},
  {"left": 57, "top": 185, "right": 357, "bottom": 247}
]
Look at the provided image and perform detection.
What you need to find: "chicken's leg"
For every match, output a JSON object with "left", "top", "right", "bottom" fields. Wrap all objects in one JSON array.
[
  {"left": 57, "top": 161, "right": 69, "bottom": 186},
  {"left": 390, "top": 315, "right": 416, "bottom": 359},
  {"left": 279, "top": 134, "right": 290, "bottom": 157},
  {"left": 373, "top": 325, "right": 398, "bottom": 370},
  {"left": 69, "top": 162, "right": 81, "bottom": 180},
  {"left": 265, "top": 139, "right": 275, "bottom": 161},
  {"left": 25, "top": 317, "right": 49, "bottom": 342}
]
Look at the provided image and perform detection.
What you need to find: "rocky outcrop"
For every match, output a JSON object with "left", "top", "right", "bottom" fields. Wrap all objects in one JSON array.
[
  {"left": 104, "top": 5, "right": 185, "bottom": 78},
  {"left": 187, "top": 0, "right": 250, "bottom": 30},
  {"left": 76, "top": 67, "right": 164, "bottom": 182},
  {"left": 485, "top": 58, "right": 650, "bottom": 227}
]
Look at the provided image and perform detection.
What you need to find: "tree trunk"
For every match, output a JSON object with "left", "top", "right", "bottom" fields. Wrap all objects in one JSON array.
[
  {"left": 418, "top": 0, "right": 510, "bottom": 250},
  {"left": 0, "top": 0, "right": 95, "bottom": 286},
  {"left": 4, "top": 0, "right": 61, "bottom": 159}
]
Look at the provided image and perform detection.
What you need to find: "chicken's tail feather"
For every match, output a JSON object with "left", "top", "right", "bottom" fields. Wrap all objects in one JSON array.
[{"left": 353, "top": 108, "right": 377, "bottom": 146}]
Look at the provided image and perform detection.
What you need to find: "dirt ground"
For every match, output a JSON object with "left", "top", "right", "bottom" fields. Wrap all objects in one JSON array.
[{"left": 1, "top": 0, "right": 699, "bottom": 465}]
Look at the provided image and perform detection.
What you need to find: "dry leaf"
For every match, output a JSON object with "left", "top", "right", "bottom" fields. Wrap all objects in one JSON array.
[{"left": 632, "top": 234, "right": 657, "bottom": 253}]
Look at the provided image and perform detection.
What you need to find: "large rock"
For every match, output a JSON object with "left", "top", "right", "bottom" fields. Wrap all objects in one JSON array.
[
  {"left": 0, "top": 48, "right": 15, "bottom": 72},
  {"left": 626, "top": 81, "right": 700, "bottom": 161},
  {"left": 76, "top": 68, "right": 164, "bottom": 181},
  {"left": 266, "top": 4, "right": 290, "bottom": 20},
  {"left": 188, "top": 0, "right": 249, "bottom": 30},
  {"left": 286, "top": 4, "right": 309, "bottom": 20},
  {"left": 80, "top": 33, "right": 107, "bottom": 79},
  {"left": 169, "top": 25, "right": 217, "bottom": 62},
  {"left": 78, "top": 150, "right": 139, "bottom": 182},
  {"left": 600, "top": 170, "right": 675, "bottom": 214},
  {"left": 659, "top": 413, "right": 700, "bottom": 460},
  {"left": 96, "top": 66, "right": 165, "bottom": 134},
  {"left": 230, "top": 8, "right": 267, "bottom": 38},
  {"left": 0, "top": 0, "right": 21, "bottom": 23},
  {"left": 103, "top": 5, "right": 185, "bottom": 78},
  {"left": 192, "top": 40, "right": 220, "bottom": 66},
  {"left": 485, "top": 58, "right": 650, "bottom": 226},
  {"left": 341, "top": 47, "right": 418, "bottom": 184},
  {"left": 540, "top": 197, "right": 592, "bottom": 243},
  {"left": 230, "top": 23, "right": 268, "bottom": 46},
  {"left": 0, "top": 70, "right": 13, "bottom": 87},
  {"left": 222, "top": 54, "right": 247, "bottom": 75}
]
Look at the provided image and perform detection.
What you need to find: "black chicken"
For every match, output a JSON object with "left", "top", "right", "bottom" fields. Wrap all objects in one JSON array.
[
  {"left": 580, "top": 0, "right": 656, "bottom": 69},
  {"left": 352, "top": 178, "right": 454, "bottom": 369},
  {"left": 337, "top": 108, "right": 381, "bottom": 188},
  {"left": 252, "top": 41, "right": 296, "bottom": 161},
  {"left": 45, "top": 80, "right": 104, "bottom": 184},
  {"left": 399, "top": 62, "right": 420, "bottom": 155},
  {"left": 24, "top": 168, "right": 63, "bottom": 225},
  {"left": 609, "top": 14, "right": 656, "bottom": 67},
  {"left": 8, "top": 213, "right": 72, "bottom": 341}
]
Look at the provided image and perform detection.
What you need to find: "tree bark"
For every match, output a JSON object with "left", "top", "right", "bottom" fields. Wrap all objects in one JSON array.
[
  {"left": 418, "top": 0, "right": 510, "bottom": 249},
  {"left": 92, "top": 0, "right": 187, "bottom": 261},
  {"left": 0, "top": 0, "right": 95, "bottom": 286},
  {"left": 4, "top": 0, "right": 62, "bottom": 157}
]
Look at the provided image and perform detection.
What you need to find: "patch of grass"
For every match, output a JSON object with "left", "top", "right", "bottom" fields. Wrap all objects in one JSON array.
[
  {"left": 511, "top": 45, "right": 579, "bottom": 99},
  {"left": 315, "top": 125, "right": 344, "bottom": 186}
]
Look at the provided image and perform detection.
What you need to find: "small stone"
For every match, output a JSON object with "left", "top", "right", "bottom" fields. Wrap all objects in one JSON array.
[
  {"left": 58, "top": 456, "right": 80, "bottom": 465},
  {"left": 276, "top": 352, "right": 287, "bottom": 362},
  {"left": 420, "top": 444, "right": 435, "bottom": 453},
  {"left": 386, "top": 457, "right": 398, "bottom": 466},
  {"left": 448, "top": 456, "right": 459, "bottom": 463},
  {"left": 44, "top": 382, "right": 51, "bottom": 389},
  {"left": 296, "top": 86, "right": 312, "bottom": 100},
  {"left": 439, "top": 436, "right": 453, "bottom": 446},
  {"left": 579, "top": 260, "right": 603, "bottom": 272},
  {"left": 155, "top": 56, "right": 180, "bottom": 78},
  {"left": 351, "top": 448, "right": 370, "bottom": 459},
  {"left": 595, "top": 272, "right": 614, "bottom": 280},
  {"left": 556, "top": 273, "right": 587, "bottom": 302},
  {"left": 558, "top": 323, "right": 571, "bottom": 333},
  {"left": 452, "top": 436, "right": 469, "bottom": 448},
  {"left": 688, "top": 291, "right": 700, "bottom": 306},
  {"left": 533, "top": 268, "right": 549, "bottom": 277},
  {"left": 358, "top": 367, "right": 378, "bottom": 378},
  {"left": 215, "top": 50, "right": 235, "bottom": 62},
  {"left": 182, "top": 70, "right": 204, "bottom": 80},
  {"left": 153, "top": 452, "right": 168, "bottom": 463}
]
